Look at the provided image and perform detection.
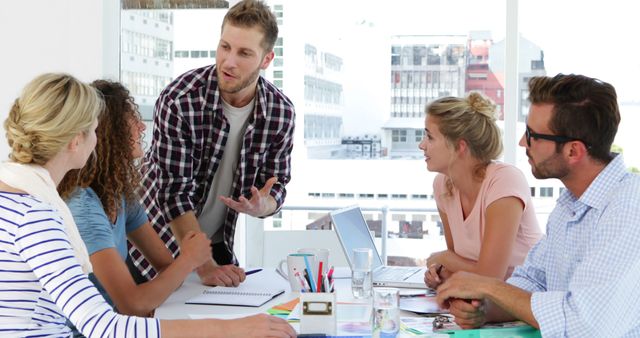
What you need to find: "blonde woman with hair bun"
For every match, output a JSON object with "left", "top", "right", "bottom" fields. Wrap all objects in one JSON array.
[
  {"left": 418, "top": 92, "right": 543, "bottom": 290},
  {"left": 0, "top": 73, "right": 294, "bottom": 337}
]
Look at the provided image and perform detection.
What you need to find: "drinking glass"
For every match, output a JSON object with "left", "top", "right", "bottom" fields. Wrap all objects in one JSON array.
[
  {"left": 351, "top": 247, "right": 373, "bottom": 298},
  {"left": 372, "top": 287, "right": 400, "bottom": 338}
]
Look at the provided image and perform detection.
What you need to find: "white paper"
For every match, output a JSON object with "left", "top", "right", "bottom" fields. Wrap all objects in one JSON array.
[{"left": 186, "top": 269, "right": 286, "bottom": 307}]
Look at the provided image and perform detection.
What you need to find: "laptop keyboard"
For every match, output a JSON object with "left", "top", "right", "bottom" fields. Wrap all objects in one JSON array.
[{"left": 375, "top": 267, "right": 420, "bottom": 280}]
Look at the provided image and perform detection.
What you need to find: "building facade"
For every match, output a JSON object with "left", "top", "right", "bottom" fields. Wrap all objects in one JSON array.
[
  {"left": 384, "top": 35, "right": 466, "bottom": 158},
  {"left": 120, "top": 10, "right": 174, "bottom": 121},
  {"left": 465, "top": 31, "right": 505, "bottom": 119}
]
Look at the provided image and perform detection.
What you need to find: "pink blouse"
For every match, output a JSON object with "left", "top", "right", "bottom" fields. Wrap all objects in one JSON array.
[{"left": 433, "top": 162, "right": 543, "bottom": 277}]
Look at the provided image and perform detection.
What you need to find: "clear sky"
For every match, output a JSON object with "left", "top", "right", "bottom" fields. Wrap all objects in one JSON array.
[
  {"left": 297, "top": 0, "right": 640, "bottom": 166},
  {"left": 520, "top": 0, "right": 640, "bottom": 102},
  {"left": 173, "top": 1, "right": 640, "bottom": 166},
  {"left": 305, "top": 0, "right": 638, "bottom": 102}
]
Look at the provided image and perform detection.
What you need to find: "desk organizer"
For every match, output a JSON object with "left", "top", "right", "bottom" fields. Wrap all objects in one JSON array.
[{"left": 299, "top": 292, "right": 337, "bottom": 335}]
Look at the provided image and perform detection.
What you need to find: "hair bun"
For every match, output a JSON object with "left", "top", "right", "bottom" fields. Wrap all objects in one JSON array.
[
  {"left": 467, "top": 92, "right": 496, "bottom": 120},
  {"left": 4, "top": 100, "right": 35, "bottom": 163}
]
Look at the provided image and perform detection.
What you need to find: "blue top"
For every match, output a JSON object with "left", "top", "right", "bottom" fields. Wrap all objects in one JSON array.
[
  {"left": 0, "top": 191, "right": 159, "bottom": 337},
  {"left": 67, "top": 187, "right": 147, "bottom": 309},
  {"left": 67, "top": 187, "right": 147, "bottom": 260},
  {"left": 508, "top": 154, "right": 640, "bottom": 337}
]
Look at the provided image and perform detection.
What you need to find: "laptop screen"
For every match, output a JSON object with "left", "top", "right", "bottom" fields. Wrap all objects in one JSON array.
[{"left": 330, "top": 206, "right": 384, "bottom": 271}]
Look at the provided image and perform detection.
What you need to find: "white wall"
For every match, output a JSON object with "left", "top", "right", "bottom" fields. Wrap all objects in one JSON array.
[{"left": 0, "top": 0, "right": 119, "bottom": 160}]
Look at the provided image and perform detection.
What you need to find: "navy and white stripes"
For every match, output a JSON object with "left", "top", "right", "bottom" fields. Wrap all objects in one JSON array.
[{"left": 0, "top": 192, "right": 160, "bottom": 337}]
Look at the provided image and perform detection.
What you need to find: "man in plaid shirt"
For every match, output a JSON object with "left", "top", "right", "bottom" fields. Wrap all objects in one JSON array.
[
  {"left": 130, "top": 0, "right": 295, "bottom": 287},
  {"left": 435, "top": 74, "right": 640, "bottom": 336}
]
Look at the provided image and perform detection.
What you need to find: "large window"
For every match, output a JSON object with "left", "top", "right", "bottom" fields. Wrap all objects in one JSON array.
[
  {"left": 119, "top": 0, "right": 639, "bottom": 266},
  {"left": 520, "top": 0, "right": 640, "bottom": 171},
  {"left": 518, "top": 0, "right": 640, "bottom": 226}
]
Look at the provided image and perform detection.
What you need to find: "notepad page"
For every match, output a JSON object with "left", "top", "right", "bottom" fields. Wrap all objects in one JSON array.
[
  {"left": 186, "top": 269, "right": 287, "bottom": 307},
  {"left": 187, "top": 285, "right": 283, "bottom": 307}
]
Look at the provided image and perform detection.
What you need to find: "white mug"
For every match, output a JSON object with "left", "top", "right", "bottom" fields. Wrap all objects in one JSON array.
[
  {"left": 277, "top": 253, "right": 316, "bottom": 292},
  {"left": 297, "top": 248, "right": 330, "bottom": 277}
]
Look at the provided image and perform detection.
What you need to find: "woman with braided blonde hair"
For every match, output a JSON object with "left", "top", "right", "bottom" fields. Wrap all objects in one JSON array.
[
  {"left": 0, "top": 73, "right": 295, "bottom": 337},
  {"left": 419, "top": 92, "right": 543, "bottom": 289}
]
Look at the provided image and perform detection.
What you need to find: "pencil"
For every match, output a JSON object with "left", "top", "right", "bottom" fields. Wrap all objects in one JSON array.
[
  {"left": 317, "top": 262, "right": 323, "bottom": 292},
  {"left": 303, "top": 255, "right": 316, "bottom": 292}
]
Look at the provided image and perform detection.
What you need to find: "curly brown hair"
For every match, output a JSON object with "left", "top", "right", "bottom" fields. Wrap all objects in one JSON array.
[{"left": 58, "top": 80, "right": 142, "bottom": 220}]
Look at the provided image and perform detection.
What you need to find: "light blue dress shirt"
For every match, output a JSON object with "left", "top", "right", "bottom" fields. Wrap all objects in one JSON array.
[{"left": 508, "top": 154, "right": 640, "bottom": 337}]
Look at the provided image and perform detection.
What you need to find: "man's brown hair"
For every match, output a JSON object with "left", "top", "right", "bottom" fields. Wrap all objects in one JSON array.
[
  {"left": 222, "top": 0, "right": 278, "bottom": 52},
  {"left": 528, "top": 74, "right": 620, "bottom": 164}
]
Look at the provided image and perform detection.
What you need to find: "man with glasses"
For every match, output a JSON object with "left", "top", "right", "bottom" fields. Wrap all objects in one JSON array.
[
  {"left": 524, "top": 125, "right": 591, "bottom": 150},
  {"left": 435, "top": 74, "right": 640, "bottom": 336}
]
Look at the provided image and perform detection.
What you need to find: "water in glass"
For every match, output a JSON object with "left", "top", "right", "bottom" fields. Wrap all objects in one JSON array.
[
  {"left": 351, "top": 269, "right": 372, "bottom": 298},
  {"left": 372, "top": 305, "right": 400, "bottom": 338},
  {"left": 372, "top": 287, "right": 400, "bottom": 338}
]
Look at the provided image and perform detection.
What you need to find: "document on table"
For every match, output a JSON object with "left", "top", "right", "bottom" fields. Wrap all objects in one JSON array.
[
  {"left": 399, "top": 295, "right": 447, "bottom": 315},
  {"left": 186, "top": 268, "right": 287, "bottom": 307}
]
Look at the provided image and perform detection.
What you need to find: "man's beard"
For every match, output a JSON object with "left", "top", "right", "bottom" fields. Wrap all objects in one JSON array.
[
  {"left": 218, "top": 66, "right": 261, "bottom": 95},
  {"left": 529, "top": 150, "right": 569, "bottom": 179}
]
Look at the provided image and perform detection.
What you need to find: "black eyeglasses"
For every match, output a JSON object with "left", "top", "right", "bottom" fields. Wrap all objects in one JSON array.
[{"left": 524, "top": 126, "right": 590, "bottom": 148}]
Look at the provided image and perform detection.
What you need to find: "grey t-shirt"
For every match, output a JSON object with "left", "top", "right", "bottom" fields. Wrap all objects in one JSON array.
[{"left": 198, "top": 97, "right": 254, "bottom": 242}]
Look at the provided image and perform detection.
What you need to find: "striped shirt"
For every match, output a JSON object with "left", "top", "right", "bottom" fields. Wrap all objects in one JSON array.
[
  {"left": 0, "top": 192, "right": 160, "bottom": 337},
  {"left": 508, "top": 154, "right": 640, "bottom": 337},
  {"left": 132, "top": 64, "right": 295, "bottom": 278}
]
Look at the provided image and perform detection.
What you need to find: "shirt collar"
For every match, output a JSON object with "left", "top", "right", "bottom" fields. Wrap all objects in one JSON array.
[
  {"left": 558, "top": 153, "right": 626, "bottom": 209},
  {"left": 254, "top": 76, "right": 268, "bottom": 120},
  {"left": 209, "top": 65, "right": 266, "bottom": 121}
]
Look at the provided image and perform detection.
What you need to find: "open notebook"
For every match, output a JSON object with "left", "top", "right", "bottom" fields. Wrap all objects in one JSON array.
[{"left": 186, "top": 269, "right": 286, "bottom": 307}]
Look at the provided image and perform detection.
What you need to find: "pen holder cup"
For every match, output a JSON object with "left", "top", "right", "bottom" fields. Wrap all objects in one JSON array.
[{"left": 299, "top": 292, "right": 337, "bottom": 335}]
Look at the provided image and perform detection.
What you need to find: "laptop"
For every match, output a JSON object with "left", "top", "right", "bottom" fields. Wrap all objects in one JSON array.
[{"left": 330, "top": 205, "right": 429, "bottom": 289}]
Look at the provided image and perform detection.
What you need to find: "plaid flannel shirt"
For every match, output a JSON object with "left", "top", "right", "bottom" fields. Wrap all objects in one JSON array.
[{"left": 130, "top": 65, "right": 295, "bottom": 278}]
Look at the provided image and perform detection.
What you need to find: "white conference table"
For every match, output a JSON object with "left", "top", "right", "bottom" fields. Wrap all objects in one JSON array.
[
  {"left": 154, "top": 268, "right": 444, "bottom": 337},
  {"left": 155, "top": 268, "right": 374, "bottom": 319}
]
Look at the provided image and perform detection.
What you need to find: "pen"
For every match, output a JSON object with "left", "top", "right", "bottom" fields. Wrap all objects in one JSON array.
[
  {"left": 303, "top": 270, "right": 313, "bottom": 292},
  {"left": 323, "top": 272, "right": 330, "bottom": 293},
  {"left": 246, "top": 268, "right": 262, "bottom": 276},
  {"left": 400, "top": 293, "right": 428, "bottom": 298},
  {"left": 317, "top": 261, "right": 323, "bottom": 293},
  {"left": 301, "top": 274, "right": 311, "bottom": 292},
  {"left": 295, "top": 272, "right": 309, "bottom": 291},
  {"left": 303, "top": 256, "right": 316, "bottom": 292}
]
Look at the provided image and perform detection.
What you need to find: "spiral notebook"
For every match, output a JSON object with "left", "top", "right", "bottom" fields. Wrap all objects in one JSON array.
[{"left": 186, "top": 269, "right": 286, "bottom": 307}]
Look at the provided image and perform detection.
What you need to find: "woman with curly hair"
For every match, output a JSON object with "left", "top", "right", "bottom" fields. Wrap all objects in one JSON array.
[
  {"left": 58, "top": 80, "right": 213, "bottom": 316},
  {"left": 0, "top": 73, "right": 295, "bottom": 337},
  {"left": 419, "top": 92, "right": 543, "bottom": 289}
]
